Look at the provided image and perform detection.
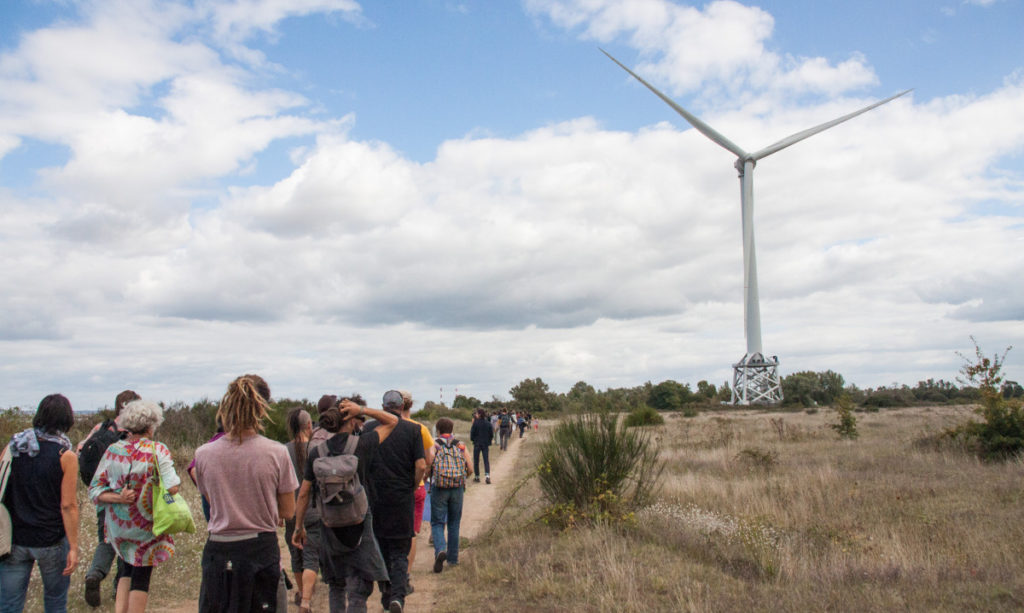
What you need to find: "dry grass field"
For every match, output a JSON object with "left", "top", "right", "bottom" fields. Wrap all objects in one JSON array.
[{"left": 433, "top": 406, "right": 1024, "bottom": 612}]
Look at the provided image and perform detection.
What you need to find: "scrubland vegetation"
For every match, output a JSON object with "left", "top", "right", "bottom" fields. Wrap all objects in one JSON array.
[
  {"left": 435, "top": 406, "right": 1023, "bottom": 612},
  {"left": 5, "top": 340, "right": 1022, "bottom": 611}
]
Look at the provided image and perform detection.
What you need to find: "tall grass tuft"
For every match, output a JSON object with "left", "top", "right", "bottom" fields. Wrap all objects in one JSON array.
[{"left": 537, "top": 412, "right": 663, "bottom": 527}]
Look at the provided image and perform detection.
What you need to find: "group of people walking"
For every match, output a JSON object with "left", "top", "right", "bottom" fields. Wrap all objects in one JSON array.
[{"left": 0, "top": 378, "right": 527, "bottom": 613}]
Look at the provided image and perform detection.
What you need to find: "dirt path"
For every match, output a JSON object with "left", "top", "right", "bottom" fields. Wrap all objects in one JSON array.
[
  {"left": 153, "top": 427, "right": 531, "bottom": 613},
  {"left": 403, "top": 428, "right": 528, "bottom": 610}
]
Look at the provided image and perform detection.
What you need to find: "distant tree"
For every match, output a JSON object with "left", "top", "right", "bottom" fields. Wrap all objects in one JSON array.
[
  {"left": 647, "top": 380, "right": 693, "bottom": 412},
  {"left": 510, "top": 377, "right": 556, "bottom": 414},
  {"left": 1001, "top": 380, "right": 1023, "bottom": 399},
  {"left": 421, "top": 400, "right": 447, "bottom": 414},
  {"left": 453, "top": 394, "right": 482, "bottom": 410},
  {"left": 819, "top": 370, "right": 845, "bottom": 403},
  {"left": 568, "top": 381, "right": 596, "bottom": 401},
  {"left": 782, "top": 370, "right": 847, "bottom": 407},
  {"left": 781, "top": 371, "right": 821, "bottom": 407},
  {"left": 717, "top": 381, "right": 732, "bottom": 403},
  {"left": 696, "top": 380, "right": 717, "bottom": 400}
]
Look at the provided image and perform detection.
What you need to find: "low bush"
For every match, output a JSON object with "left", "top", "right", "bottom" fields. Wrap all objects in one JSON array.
[
  {"left": 948, "top": 338, "right": 1024, "bottom": 461},
  {"left": 537, "top": 412, "right": 663, "bottom": 528},
  {"left": 623, "top": 405, "right": 664, "bottom": 427},
  {"left": 831, "top": 396, "right": 859, "bottom": 439}
]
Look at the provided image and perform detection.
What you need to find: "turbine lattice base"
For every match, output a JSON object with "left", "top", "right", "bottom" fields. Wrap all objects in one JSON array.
[{"left": 732, "top": 353, "right": 783, "bottom": 405}]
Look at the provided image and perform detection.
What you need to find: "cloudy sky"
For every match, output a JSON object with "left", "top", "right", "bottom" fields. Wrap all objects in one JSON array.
[{"left": 2, "top": 0, "right": 1023, "bottom": 412}]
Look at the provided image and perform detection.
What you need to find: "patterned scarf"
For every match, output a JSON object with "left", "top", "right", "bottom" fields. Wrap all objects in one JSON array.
[{"left": 9, "top": 428, "right": 72, "bottom": 457}]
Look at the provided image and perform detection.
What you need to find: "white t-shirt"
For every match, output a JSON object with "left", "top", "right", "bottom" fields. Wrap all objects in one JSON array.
[{"left": 195, "top": 434, "right": 299, "bottom": 536}]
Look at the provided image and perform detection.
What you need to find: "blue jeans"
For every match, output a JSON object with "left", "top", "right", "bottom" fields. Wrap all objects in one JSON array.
[
  {"left": 430, "top": 486, "right": 464, "bottom": 564},
  {"left": 86, "top": 508, "right": 116, "bottom": 580},
  {"left": 0, "top": 539, "right": 71, "bottom": 613}
]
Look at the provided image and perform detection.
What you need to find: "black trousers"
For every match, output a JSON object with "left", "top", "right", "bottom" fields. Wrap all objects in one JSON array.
[
  {"left": 375, "top": 537, "right": 411, "bottom": 608},
  {"left": 198, "top": 533, "right": 280, "bottom": 613}
]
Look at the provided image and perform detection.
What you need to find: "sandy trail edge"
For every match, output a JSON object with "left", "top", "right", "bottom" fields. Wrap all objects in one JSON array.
[
  {"left": 404, "top": 428, "right": 528, "bottom": 610},
  {"left": 151, "top": 427, "right": 532, "bottom": 613}
]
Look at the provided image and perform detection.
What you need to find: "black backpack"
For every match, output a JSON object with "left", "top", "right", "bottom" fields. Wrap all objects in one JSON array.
[{"left": 79, "top": 420, "right": 121, "bottom": 486}]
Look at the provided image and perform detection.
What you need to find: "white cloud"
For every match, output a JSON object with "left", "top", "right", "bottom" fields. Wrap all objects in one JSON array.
[
  {"left": 526, "top": 0, "right": 878, "bottom": 101},
  {"left": 1, "top": 0, "right": 1023, "bottom": 411}
]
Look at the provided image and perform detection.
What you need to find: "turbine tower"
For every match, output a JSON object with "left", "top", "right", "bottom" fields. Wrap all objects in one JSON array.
[{"left": 603, "top": 50, "right": 909, "bottom": 405}]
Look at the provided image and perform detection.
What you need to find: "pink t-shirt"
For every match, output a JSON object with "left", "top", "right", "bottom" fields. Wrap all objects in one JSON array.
[{"left": 194, "top": 433, "right": 299, "bottom": 536}]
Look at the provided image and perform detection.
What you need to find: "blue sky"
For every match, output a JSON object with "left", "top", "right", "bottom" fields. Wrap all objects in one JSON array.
[{"left": 1, "top": 0, "right": 1023, "bottom": 412}]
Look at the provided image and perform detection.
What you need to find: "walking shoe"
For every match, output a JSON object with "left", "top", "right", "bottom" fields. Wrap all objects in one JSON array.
[
  {"left": 433, "top": 551, "right": 447, "bottom": 573},
  {"left": 389, "top": 600, "right": 404, "bottom": 613},
  {"left": 84, "top": 574, "right": 102, "bottom": 607},
  {"left": 485, "top": 475, "right": 491, "bottom": 484},
  {"left": 473, "top": 476, "right": 480, "bottom": 483}
]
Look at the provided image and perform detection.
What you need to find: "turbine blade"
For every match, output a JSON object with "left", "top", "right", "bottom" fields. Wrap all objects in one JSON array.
[
  {"left": 602, "top": 49, "right": 749, "bottom": 160},
  {"left": 750, "top": 89, "right": 912, "bottom": 161}
]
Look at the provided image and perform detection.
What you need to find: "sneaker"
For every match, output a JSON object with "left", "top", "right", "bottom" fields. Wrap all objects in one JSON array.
[
  {"left": 84, "top": 574, "right": 102, "bottom": 607},
  {"left": 473, "top": 476, "right": 480, "bottom": 483},
  {"left": 433, "top": 551, "right": 447, "bottom": 573},
  {"left": 389, "top": 600, "right": 404, "bottom": 613},
  {"left": 485, "top": 475, "right": 491, "bottom": 484}
]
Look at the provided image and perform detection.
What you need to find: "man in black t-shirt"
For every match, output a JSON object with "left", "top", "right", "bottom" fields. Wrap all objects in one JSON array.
[
  {"left": 362, "top": 390, "right": 425, "bottom": 613},
  {"left": 292, "top": 401, "right": 398, "bottom": 613}
]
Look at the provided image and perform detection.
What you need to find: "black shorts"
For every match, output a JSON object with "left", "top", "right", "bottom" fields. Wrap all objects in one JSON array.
[{"left": 199, "top": 532, "right": 280, "bottom": 613}]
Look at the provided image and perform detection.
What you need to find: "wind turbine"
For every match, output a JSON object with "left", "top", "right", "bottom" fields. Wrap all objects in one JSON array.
[{"left": 603, "top": 50, "right": 910, "bottom": 404}]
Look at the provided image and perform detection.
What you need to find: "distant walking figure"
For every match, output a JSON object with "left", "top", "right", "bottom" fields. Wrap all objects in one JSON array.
[
  {"left": 469, "top": 410, "right": 493, "bottom": 484},
  {"left": 498, "top": 410, "right": 513, "bottom": 451}
]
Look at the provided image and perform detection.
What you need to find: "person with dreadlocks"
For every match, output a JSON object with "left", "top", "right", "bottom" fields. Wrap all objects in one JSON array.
[
  {"left": 283, "top": 408, "right": 320, "bottom": 611},
  {"left": 193, "top": 375, "right": 299, "bottom": 613}
]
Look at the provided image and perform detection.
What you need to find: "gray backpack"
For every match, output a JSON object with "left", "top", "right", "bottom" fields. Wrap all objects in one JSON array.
[{"left": 313, "top": 437, "right": 368, "bottom": 528}]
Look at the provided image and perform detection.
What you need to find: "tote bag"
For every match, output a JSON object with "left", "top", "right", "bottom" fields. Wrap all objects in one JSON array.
[{"left": 149, "top": 448, "right": 195, "bottom": 536}]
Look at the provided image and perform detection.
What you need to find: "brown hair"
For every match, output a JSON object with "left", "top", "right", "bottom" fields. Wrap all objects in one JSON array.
[
  {"left": 114, "top": 390, "right": 140, "bottom": 416},
  {"left": 218, "top": 374, "right": 271, "bottom": 440},
  {"left": 435, "top": 417, "right": 454, "bottom": 435},
  {"left": 287, "top": 407, "right": 311, "bottom": 476},
  {"left": 318, "top": 408, "right": 345, "bottom": 433}
]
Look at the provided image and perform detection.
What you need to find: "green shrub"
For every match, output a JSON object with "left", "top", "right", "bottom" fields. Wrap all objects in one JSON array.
[
  {"left": 831, "top": 395, "right": 859, "bottom": 440},
  {"left": 623, "top": 405, "right": 664, "bottom": 427},
  {"left": 949, "top": 338, "right": 1024, "bottom": 461},
  {"left": 537, "top": 412, "right": 663, "bottom": 528}
]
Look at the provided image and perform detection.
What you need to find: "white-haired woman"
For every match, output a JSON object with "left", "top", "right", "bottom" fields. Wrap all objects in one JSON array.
[{"left": 90, "top": 399, "right": 181, "bottom": 613}]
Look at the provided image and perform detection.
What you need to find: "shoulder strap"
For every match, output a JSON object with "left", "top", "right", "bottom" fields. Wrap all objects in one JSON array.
[
  {"left": 342, "top": 435, "right": 358, "bottom": 455},
  {"left": 316, "top": 440, "right": 330, "bottom": 459}
]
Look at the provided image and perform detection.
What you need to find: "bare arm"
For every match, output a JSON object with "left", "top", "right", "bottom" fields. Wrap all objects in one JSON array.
[
  {"left": 277, "top": 489, "right": 295, "bottom": 522},
  {"left": 413, "top": 458, "right": 426, "bottom": 486},
  {"left": 291, "top": 480, "right": 312, "bottom": 547},
  {"left": 58, "top": 450, "right": 79, "bottom": 576},
  {"left": 462, "top": 445, "right": 474, "bottom": 477},
  {"left": 340, "top": 401, "right": 399, "bottom": 442}
]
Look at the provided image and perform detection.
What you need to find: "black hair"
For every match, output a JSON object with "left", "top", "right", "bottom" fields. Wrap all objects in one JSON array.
[{"left": 33, "top": 394, "right": 74, "bottom": 434}]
